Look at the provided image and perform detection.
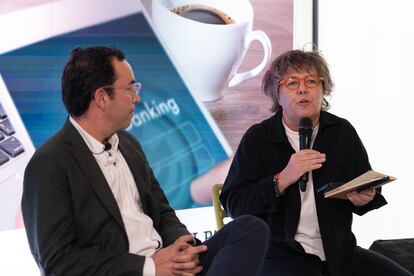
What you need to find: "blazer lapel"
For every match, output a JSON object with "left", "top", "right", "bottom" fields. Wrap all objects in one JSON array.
[
  {"left": 118, "top": 137, "right": 151, "bottom": 216},
  {"left": 61, "top": 120, "right": 125, "bottom": 230}
]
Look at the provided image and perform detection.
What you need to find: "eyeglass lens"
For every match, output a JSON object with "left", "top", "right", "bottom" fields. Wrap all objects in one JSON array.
[
  {"left": 123, "top": 83, "right": 141, "bottom": 96},
  {"left": 284, "top": 76, "right": 321, "bottom": 90}
]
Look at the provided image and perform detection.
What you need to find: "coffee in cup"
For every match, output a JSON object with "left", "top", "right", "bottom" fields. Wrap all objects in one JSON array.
[
  {"left": 170, "top": 4, "right": 235, "bottom": 25},
  {"left": 152, "top": 0, "right": 272, "bottom": 102}
]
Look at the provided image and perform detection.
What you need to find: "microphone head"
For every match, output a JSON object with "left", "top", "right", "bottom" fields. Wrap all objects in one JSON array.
[
  {"left": 104, "top": 143, "right": 112, "bottom": 151},
  {"left": 299, "top": 117, "right": 313, "bottom": 135}
]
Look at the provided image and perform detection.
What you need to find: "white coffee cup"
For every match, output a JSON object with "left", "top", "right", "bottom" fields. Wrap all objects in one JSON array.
[{"left": 152, "top": 0, "right": 272, "bottom": 102}]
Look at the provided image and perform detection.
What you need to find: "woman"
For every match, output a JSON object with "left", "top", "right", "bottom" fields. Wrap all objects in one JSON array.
[{"left": 219, "top": 50, "right": 412, "bottom": 276}]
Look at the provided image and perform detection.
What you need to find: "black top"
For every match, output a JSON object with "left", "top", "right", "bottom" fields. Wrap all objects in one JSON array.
[{"left": 220, "top": 111, "right": 387, "bottom": 276}]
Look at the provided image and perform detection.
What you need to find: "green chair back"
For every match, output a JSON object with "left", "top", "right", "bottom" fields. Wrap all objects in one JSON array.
[{"left": 211, "top": 183, "right": 228, "bottom": 230}]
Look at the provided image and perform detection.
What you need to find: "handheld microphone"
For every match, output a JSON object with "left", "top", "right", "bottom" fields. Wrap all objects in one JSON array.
[{"left": 298, "top": 117, "right": 313, "bottom": 192}]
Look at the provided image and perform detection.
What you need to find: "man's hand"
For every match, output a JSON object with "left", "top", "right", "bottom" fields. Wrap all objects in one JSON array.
[
  {"left": 347, "top": 189, "right": 376, "bottom": 206},
  {"left": 278, "top": 149, "right": 326, "bottom": 191},
  {"left": 153, "top": 235, "right": 207, "bottom": 276},
  {"left": 172, "top": 242, "right": 207, "bottom": 275}
]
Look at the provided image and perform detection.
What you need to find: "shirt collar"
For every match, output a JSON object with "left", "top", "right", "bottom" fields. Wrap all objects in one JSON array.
[
  {"left": 69, "top": 116, "right": 119, "bottom": 154},
  {"left": 282, "top": 117, "right": 320, "bottom": 135},
  {"left": 264, "top": 111, "right": 338, "bottom": 143}
]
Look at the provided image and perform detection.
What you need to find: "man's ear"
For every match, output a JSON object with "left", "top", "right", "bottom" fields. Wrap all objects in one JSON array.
[{"left": 93, "top": 88, "right": 107, "bottom": 110}]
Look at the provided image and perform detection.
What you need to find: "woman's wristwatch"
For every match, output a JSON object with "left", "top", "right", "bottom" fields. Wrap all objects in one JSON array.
[{"left": 273, "top": 172, "right": 285, "bottom": 198}]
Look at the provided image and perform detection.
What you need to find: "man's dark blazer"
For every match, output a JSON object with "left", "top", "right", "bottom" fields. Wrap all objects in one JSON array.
[{"left": 21, "top": 120, "right": 190, "bottom": 275}]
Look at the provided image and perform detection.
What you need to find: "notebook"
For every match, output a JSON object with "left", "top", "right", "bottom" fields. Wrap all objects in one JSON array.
[{"left": 0, "top": 0, "right": 231, "bottom": 231}]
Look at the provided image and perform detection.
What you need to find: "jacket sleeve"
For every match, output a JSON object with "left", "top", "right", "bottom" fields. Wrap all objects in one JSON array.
[
  {"left": 346, "top": 123, "right": 387, "bottom": 215},
  {"left": 220, "top": 127, "right": 282, "bottom": 218},
  {"left": 128, "top": 133, "right": 190, "bottom": 247},
  {"left": 21, "top": 150, "right": 145, "bottom": 276},
  {"left": 148, "top": 167, "right": 191, "bottom": 246}
]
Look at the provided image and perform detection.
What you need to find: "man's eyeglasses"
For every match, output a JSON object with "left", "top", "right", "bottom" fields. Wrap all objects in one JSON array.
[
  {"left": 103, "top": 82, "right": 142, "bottom": 96},
  {"left": 278, "top": 75, "right": 323, "bottom": 90}
]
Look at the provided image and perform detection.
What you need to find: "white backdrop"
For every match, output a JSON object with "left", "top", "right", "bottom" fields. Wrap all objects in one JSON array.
[{"left": 295, "top": 0, "right": 414, "bottom": 248}]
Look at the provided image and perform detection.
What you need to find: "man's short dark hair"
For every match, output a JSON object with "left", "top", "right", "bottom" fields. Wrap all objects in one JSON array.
[{"left": 61, "top": 46, "right": 125, "bottom": 116}]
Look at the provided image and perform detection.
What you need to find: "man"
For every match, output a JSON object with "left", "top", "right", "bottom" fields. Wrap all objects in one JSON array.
[{"left": 21, "top": 46, "right": 270, "bottom": 276}]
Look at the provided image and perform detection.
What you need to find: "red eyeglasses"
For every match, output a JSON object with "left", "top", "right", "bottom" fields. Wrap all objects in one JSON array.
[{"left": 278, "top": 75, "right": 323, "bottom": 90}]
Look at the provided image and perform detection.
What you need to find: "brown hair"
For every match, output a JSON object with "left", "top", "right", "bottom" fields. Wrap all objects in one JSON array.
[{"left": 261, "top": 49, "right": 334, "bottom": 113}]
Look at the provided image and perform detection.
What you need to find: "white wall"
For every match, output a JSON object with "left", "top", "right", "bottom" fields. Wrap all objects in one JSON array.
[
  {"left": 295, "top": 0, "right": 414, "bottom": 248},
  {"left": 0, "top": 228, "right": 39, "bottom": 275}
]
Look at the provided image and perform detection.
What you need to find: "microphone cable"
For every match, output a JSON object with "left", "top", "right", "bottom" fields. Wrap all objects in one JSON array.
[{"left": 91, "top": 143, "right": 112, "bottom": 155}]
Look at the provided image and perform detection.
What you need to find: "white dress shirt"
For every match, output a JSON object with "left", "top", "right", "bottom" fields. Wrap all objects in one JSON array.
[
  {"left": 70, "top": 117, "right": 161, "bottom": 275},
  {"left": 283, "top": 119, "right": 326, "bottom": 261}
]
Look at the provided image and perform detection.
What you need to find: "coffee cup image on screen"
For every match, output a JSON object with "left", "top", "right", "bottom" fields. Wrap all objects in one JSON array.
[
  {"left": 0, "top": 1, "right": 231, "bottom": 231},
  {"left": 152, "top": 0, "right": 272, "bottom": 102}
]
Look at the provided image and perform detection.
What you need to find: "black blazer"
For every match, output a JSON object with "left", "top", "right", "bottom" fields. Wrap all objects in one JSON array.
[
  {"left": 22, "top": 120, "right": 190, "bottom": 275},
  {"left": 220, "top": 111, "right": 387, "bottom": 276}
]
